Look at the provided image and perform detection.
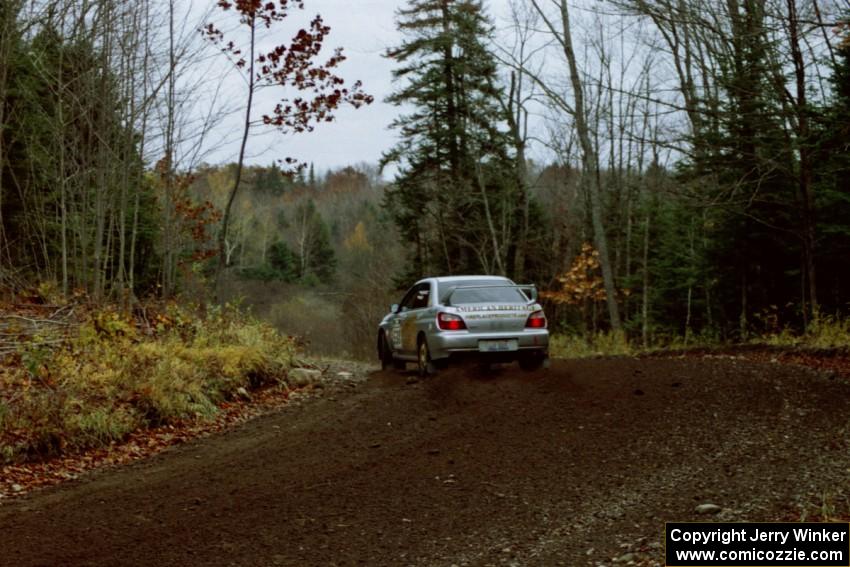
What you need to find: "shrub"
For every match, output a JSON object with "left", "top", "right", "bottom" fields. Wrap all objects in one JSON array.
[
  {"left": 66, "top": 405, "right": 139, "bottom": 449},
  {"left": 804, "top": 315, "right": 850, "bottom": 349},
  {"left": 0, "top": 303, "right": 297, "bottom": 463},
  {"left": 759, "top": 314, "right": 850, "bottom": 349},
  {"left": 549, "top": 331, "right": 632, "bottom": 358}
]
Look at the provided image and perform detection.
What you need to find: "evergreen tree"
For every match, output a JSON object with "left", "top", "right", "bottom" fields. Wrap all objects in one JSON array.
[
  {"left": 294, "top": 200, "right": 336, "bottom": 285},
  {"left": 676, "top": 0, "right": 802, "bottom": 335},
  {"left": 812, "top": 22, "right": 850, "bottom": 312},
  {"left": 382, "top": 0, "right": 518, "bottom": 281},
  {"left": 0, "top": 21, "right": 156, "bottom": 294},
  {"left": 253, "top": 164, "right": 290, "bottom": 195},
  {"left": 268, "top": 240, "right": 299, "bottom": 282},
  {"left": 306, "top": 213, "right": 336, "bottom": 284}
]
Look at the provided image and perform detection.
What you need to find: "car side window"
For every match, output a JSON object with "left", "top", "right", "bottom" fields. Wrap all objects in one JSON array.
[
  {"left": 399, "top": 283, "right": 429, "bottom": 312},
  {"left": 410, "top": 285, "right": 431, "bottom": 310},
  {"left": 398, "top": 285, "right": 420, "bottom": 312}
]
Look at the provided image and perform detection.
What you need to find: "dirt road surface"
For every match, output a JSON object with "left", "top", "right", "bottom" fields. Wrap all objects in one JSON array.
[{"left": 2, "top": 357, "right": 849, "bottom": 566}]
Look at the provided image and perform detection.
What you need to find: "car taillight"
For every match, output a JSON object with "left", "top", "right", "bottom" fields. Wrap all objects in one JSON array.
[
  {"left": 526, "top": 310, "right": 546, "bottom": 328},
  {"left": 437, "top": 312, "right": 466, "bottom": 331}
]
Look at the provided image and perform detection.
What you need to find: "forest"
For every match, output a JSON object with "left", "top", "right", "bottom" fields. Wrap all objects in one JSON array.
[
  {"left": 1, "top": 0, "right": 849, "bottom": 358},
  {"left": 4, "top": 1, "right": 850, "bottom": 553}
]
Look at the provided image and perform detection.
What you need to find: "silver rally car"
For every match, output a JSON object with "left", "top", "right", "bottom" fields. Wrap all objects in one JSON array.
[{"left": 377, "top": 276, "right": 549, "bottom": 375}]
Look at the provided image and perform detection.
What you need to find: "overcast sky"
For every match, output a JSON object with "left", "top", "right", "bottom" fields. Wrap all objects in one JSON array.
[{"left": 198, "top": 0, "right": 517, "bottom": 178}]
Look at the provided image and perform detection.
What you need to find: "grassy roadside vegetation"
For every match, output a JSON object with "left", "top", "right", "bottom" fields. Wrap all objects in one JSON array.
[
  {"left": 549, "top": 316, "right": 850, "bottom": 359},
  {"left": 0, "top": 301, "right": 297, "bottom": 464}
]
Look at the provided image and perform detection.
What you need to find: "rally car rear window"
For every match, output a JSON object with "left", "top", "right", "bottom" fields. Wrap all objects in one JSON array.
[{"left": 439, "top": 281, "right": 527, "bottom": 305}]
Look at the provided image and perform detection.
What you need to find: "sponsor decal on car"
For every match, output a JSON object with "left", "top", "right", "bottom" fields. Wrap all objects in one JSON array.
[
  {"left": 455, "top": 305, "right": 536, "bottom": 312},
  {"left": 465, "top": 313, "right": 527, "bottom": 320}
]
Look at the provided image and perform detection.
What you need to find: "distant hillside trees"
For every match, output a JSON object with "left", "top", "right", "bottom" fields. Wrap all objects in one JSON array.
[{"left": 193, "top": 163, "right": 393, "bottom": 288}]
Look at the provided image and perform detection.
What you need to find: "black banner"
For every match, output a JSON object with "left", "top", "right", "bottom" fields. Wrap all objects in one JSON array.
[{"left": 666, "top": 523, "right": 850, "bottom": 566}]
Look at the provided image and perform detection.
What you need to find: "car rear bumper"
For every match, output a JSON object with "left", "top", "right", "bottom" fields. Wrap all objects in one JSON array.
[{"left": 428, "top": 329, "right": 549, "bottom": 360}]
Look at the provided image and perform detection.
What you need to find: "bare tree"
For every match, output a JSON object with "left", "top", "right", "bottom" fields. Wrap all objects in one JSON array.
[
  {"left": 203, "top": 1, "right": 372, "bottom": 274},
  {"left": 523, "top": 0, "right": 622, "bottom": 330}
]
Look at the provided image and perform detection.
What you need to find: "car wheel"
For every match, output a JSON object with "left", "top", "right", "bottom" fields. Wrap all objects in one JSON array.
[
  {"left": 417, "top": 336, "right": 436, "bottom": 377},
  {"left": 519, "top": 353, "right": 546, "bottom": 372},
  {"left": 378, "top": 332, "right": 392, "bottom": 370},
  {"left": 379, "top": 332, "right": 406, "bottom": 371}
]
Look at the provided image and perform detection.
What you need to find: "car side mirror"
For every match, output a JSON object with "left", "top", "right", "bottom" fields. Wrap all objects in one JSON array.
[{"left": 390, "top": 303, "right": 399, "bottom": 314}]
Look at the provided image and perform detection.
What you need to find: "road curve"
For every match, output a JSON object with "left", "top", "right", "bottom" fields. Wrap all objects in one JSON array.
[{"left": 2, "top": 357, "right": 849, "bottom": 566}]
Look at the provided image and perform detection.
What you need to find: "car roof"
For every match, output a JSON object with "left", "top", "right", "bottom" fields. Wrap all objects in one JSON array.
[{"left": 420, "top": 275, "right": 512, "bottom": 285}]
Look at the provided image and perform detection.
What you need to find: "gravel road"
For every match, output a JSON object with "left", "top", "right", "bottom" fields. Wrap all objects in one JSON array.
[{"left": 2, "top": 357, "right": 849, "bottom": 566}]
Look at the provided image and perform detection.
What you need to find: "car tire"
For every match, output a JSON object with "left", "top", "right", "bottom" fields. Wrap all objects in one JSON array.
[
  {"left": 519, "top": 353, "right": 546, "bottom": 372},
  {"left": 378, "top": 332, "right": 391, "bottom": 370},
  {"left": 379, "top": 332, "right": 405, "bottom": 371},
  {"left": 417, "top": 336, "right": 437, "bottom": 377}
]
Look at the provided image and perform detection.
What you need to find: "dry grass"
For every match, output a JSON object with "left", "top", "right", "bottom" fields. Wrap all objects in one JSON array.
[
  {"left": 0, "top": 303, "right": 296, "bottom": 463},
  {"left": 761, "top": 315, "right": 850, "bottom": 349},
  {"left": 550, "top": 315, "right": 850, "bottom": 359},
  {"left": 549, "top": 331, "right": 633, "bottom": 359}
]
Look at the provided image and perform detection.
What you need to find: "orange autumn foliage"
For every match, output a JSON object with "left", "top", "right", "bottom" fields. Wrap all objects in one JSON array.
[{"left": 542, "top": 243, "right": 607, "bottom": 305}]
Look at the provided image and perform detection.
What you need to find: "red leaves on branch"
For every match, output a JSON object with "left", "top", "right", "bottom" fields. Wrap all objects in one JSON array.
[
  {"left": 839, "top": 21, "right": 850, "bottom": 49},
  {"left": 202, "top": 0, "right": 373, "bottom": 147},
  {"left": 215, "top": 0, "right": 304, "bottom": 27},
  {"left": 175, "top": 195, "right": 222, "bottom": 263},
  {"left": 154, "top": 158, "right": 222, "bottom": 263}
]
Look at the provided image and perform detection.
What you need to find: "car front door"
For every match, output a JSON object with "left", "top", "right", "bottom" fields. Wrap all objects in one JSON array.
[
  {"left": 389, "top": 285, "right": 418, "bottom": 354},
  {"left": 395, "top": 283, "right": 430, "bottom": 355}
]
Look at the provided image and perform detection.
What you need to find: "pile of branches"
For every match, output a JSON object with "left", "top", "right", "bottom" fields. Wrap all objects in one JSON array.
[{"left": 0, "top": 303, "right": 79, "bottom": 357}]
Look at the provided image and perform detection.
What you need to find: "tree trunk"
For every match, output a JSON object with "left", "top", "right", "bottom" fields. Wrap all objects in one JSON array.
[
  {"left": 786, "top": 0, "right": 818, "bottom": 321},
  {"left": 129, "top": 0, "right": 152, "bottom": 296},
  {"left": 642, "top": 210, "right": 651, "bottom": 348},
  {"left": 505, "top": 71, "right": 530, "bottom": 281},
  {"left": 476, "top": 164, "right": 505, "bottom": 275},
  {"left": 556, "top": 0, "right": 621, "bottom": 330},
  {"left": 0, "top": 4, "right": 11, "bottom": 272},
  {"left": 218, "top": 13, "right": 256, "bottom": 271},
  {"left": 57, "top": 31, "right": 69, "bottom": 295},
  {"left": 161, "top": 0, "right": 178, "bottom": 296}
]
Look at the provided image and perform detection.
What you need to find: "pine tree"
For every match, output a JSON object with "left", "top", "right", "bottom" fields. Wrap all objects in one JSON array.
[
  {"left": 677, "top": 0, "right": 801, "bottom": 335},
  {"left": 268, "top": 240, "right": 299, "bottom": 282},
  {"left": 294, "top": 200, "right": 336, "bottom": 285},
  {"left": 253, "top": 164, "right": 290, "bottom": 195},
  {"left": 382, "top": 0, "right": 517, "bottom": 280},
  {"left": 812, "top": 20, "right": 850, "bottom": 312},
  {"left": 306, "top": 213, "right": 336, "bottom": 284}
]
